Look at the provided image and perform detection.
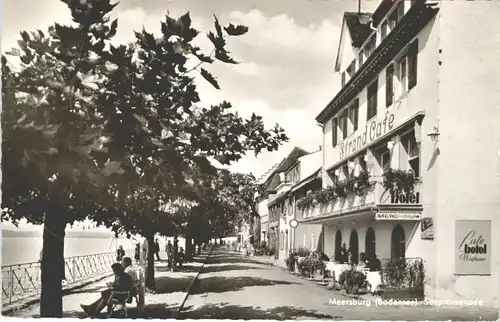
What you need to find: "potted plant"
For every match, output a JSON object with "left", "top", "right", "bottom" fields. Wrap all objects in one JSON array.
[
  {"left": 382, "top": 169, "right": 420, "bottom": 194},
  {"left": 381, "top": 258, "right": 425, "bottom": 300},
  {"left": 339, "top": 268, "right": 367, "bottom": 294},
  {"left": 352, "top": 170, "right": 374, "bottom": 196},
  {"left": 334, "top": 180, "right": 348, "bottom": 198}
]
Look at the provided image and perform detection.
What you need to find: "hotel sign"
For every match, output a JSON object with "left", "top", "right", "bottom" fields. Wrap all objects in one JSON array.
[
  {"left": 378, "top": 186, "right": 422, "bottom": 206},
  {"left": 339, "top": 111, "right": 395, "bottom": 159},
  {"left": 455, "top": 220, "right": 491, "bottom": 275},
  {"left": 376, "top": 212, "right": 422, "bottom": 220}
]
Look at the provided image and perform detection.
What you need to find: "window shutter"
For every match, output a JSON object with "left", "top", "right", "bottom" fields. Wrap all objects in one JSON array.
[
  {"left": 386, "top": 64, "right": 394, "bottom": 107},
  {"left": 367, "top": 79, "right": 378, "bottom": 120},
  {"left": 341, "top": 72, "right": 346, "bottom": 87},
  {"left": 332, "top": 118, "right": 338, "bottom": 147},
  {"left": 408, "top": 39, "right": 419, "bottom": 89}
]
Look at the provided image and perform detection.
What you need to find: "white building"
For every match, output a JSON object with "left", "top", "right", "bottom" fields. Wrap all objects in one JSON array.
[{"left": 300, "top": 0, "right": 500, "bottom": 306}]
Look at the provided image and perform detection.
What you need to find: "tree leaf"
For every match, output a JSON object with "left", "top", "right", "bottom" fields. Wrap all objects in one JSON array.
[
  {"left": 215, "top": 50, "right": 238, "bottom": 64},
  {"left": 199, "top": 68, "right": 220, "bottom": 89},
  {"left": 224, "top": 24, "right": 249, "bottom": 36}
]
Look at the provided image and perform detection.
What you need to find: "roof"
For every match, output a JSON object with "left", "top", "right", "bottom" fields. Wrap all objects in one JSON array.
[
  {"left": 344, "top": 12, "right": 373, "bottom": 48},
  {"left": 291, "top": 167, "right": 322, "bottom": 193},
  {"left": 275, "top": 147, "right": 309, "bottom": 173}
]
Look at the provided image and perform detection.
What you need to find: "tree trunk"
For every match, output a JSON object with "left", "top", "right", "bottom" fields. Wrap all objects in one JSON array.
[
  {"left": 144, "top": 232, "right": 155, "bottom": 290},
  {"left": 185, "top": 235, "right": 193, "bottom": 262},
  {"left": 40, "top": 213, "right": 66, "bottom": 318},
  {"left": 219, "top": 237, "right": 222, "bottom": 245}
]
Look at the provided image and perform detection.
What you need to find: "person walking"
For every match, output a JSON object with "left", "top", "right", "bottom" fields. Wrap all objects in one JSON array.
[
  {"left": 166, "top": 240, "right": 173, "bottom": 271},
  {"left": 153, "top": 239, "right": 160, "bottom": 261},
  {"left": 116, "top": 245, "right": 125, "bottom": 262}
]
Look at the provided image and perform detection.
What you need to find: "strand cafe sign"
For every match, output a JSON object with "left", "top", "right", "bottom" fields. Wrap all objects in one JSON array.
[
  {"left": 455, "top": 220, "right": 491, "bottom": 275},
  {"left": 339, "top": 111, "right": 395, "bottom": 159}
]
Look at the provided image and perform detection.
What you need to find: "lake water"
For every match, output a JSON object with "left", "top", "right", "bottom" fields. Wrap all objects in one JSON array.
[{"left": 1, "top": 236, "right": 186, "bottom": 266}]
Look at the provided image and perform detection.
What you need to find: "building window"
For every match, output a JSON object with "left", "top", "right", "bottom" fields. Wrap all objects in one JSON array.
[
  {"left": 365, "top": 227, "right": 376, "bottom": 256},
  {"left": 341, "top": 71, "right": 346, "bottom": 87},
  {"left": 396, "top": 39, "right": 418, "bottom": 97},
  {"left": 381, "top": 20, "right": 388, "bottom": 39},
  {"left": 376, "top": 145, "right": 391, "bottom": 174},
  {"left": 386, "top": 64, "right": 394, "bottom": 107},
  {"left": 340, "top": 110, "right": 348, "bottom": 140},
  {"left": 331, "top": 117, "right": 338, "bottom": 147},
  {"left": 401, "top": 130, "right": 420, "bottom": 177},
  {"left": 388, "top": 9, "right": 398, "bottom": 30},
  {"left": 391, "top": 224, "right": 406, "bottom": 259},
  {"left": 397, "top": 55, "right": 408, "bottom": 96},
  {"left": 358, "top": 50, "right": 364, "bottom": 66},
  {"left": 347, "top": 60, "right": 356, "bottom": 77},
  {"left": 397, "top": 0, "right": 405, "bottom": 21},
  {"left": 348, "top": 99, "right": 359, "bottom": 132},
  {"left": 367, "top": 79, "right": 378, "bottom": 120},
  {"left": 364, "top": 35, "right": 376, "bottom": 58},
  {"left": 408, "top": 40, "right": 419, "bottom": 89}
]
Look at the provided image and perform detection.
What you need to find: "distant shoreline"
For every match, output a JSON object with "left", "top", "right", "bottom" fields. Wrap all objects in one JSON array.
[{"left": 2, "top": 229, "right": 117, "bottom": 239}]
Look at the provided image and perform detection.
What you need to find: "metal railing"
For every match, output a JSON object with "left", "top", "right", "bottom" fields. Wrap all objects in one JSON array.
[{"left": 1, "top": 250, "right": 134, "bottom": 306}]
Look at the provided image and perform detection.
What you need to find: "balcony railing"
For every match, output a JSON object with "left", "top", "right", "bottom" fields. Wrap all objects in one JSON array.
[
  {"left": 1, "top": 250, "right": 134, "bottom": 306},
  {"left": 302, "top": 177, "right": 422, "bottom": 220}
]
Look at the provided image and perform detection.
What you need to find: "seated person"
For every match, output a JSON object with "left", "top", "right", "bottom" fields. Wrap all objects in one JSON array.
[
  {"left": 80, "top": 263, "right": 133, "bottom": 317},
  {"left": 122, "top": 257, "right": 138, "bottom": 284},
  {"left": 369, "top": 253, "right": 381, "bottom": 271}
]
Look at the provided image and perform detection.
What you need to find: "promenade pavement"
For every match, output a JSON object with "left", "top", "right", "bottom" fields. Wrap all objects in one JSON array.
[
  {"left": 180, "top": 247, "right": 499, "bottom": 320},
  {"left": 5, "top": 251, "right": 210, "bottom": 318}
]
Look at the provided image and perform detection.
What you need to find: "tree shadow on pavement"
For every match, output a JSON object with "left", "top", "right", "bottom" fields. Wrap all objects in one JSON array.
[
  {"left": 179, "top": 303, "right": 340, "bottom": 320},
  {"left": 190, "top": 276, "right": 299, "bottom": 294},
  {"left": 207, "top": 256, "right": 272, "bottom": 266},
  {"left": 42, "top": 303, "right": 179, "bottom": 319},
  {"left": 154, "top": 275, "right": 193, "bottom": 294},
  {"left": 200, "top": 264, "right": 264, "bottom": 274}
]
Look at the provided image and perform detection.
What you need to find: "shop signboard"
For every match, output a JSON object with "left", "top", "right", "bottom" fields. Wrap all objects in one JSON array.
[
  {"left": 421, "top": 217, "right": 434, "bottom": 240},
  {"left": 455, "top": 220, "right": 491, "bottom": 275},
  {"left": 378, "top": 184, "right": 422, "bottom": 206},
  {"left": 375, "top": 212, "right": 421, "bottom": 220}
]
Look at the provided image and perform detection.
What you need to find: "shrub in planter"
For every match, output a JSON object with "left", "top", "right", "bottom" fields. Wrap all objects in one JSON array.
[
  {"left": 381, "top": 258, "right": 425, "bottom": 300},
  {"left": 339, "top": 268, "right": 367, "bottom": 294},
  {"left": 298, "top": 256, "right": 325, "bottom": 279}
]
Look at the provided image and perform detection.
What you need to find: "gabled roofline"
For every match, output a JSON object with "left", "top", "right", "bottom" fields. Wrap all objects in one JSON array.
[{"left": 334, "top": 19, "right": 347, "bottom": 72}]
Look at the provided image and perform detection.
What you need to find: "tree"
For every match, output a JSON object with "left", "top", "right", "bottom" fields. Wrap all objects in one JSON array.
[
  {"left": 1, "top": 0, "right": 121, "bottom": 317},
  {"left": 2, "top": 0, "right": 289, "bottom": 315}
]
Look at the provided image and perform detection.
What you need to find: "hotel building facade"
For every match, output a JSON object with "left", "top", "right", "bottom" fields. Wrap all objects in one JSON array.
[{"left": 298, "top": 0, "right": 500, "bottom": 305}]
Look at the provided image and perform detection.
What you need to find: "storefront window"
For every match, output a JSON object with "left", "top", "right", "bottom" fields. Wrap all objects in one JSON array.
[{"left": 391, "top": 224, "right": 406, "bottom": 259}]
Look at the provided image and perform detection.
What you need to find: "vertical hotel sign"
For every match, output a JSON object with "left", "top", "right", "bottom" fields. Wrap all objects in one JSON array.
[{"left": 455, "top": 220, "right": 491, "bottom": 275}]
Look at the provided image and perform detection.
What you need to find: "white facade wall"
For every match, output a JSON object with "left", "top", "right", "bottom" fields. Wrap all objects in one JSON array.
[{"left": 317, "top": 1, "right": 500, "bottom": 306}]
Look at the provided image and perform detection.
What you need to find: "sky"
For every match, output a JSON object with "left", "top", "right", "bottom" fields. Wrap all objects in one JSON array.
[{"left": 2, "top": 0, "right": 379, "bottom": 189}]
